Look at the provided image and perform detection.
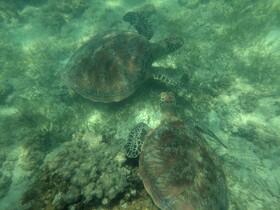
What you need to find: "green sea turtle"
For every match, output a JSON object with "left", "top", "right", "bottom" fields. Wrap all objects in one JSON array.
[
  {"left": 62, "top": 5, "right": 184, "bottom": 103},
  {"left": 126, "top": 92, "right": 228, "bottom": 210}
]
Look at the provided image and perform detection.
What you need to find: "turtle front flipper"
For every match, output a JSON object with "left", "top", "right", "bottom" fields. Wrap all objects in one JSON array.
[
  {"left": 151, "top": 67, "right": 186, "bottom": 88},
  {"left": 123, "top": 4, "right": 155, "bottom": 40},
  {"left": 193, "top": 123, "right": 228, "bottom": 148},
  {"left": 125, "top": 122, "right": 151, "bottom": 158}
]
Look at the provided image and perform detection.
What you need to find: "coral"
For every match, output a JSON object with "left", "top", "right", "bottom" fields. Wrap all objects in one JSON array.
[{"left": 21, "top": 131, "right": 134, "bottom": 209}]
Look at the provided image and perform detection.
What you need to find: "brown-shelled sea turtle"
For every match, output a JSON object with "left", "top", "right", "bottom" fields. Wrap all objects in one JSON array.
[
  {"left": 62, "top": 5, "right": 184, "bottom": 103},
  {"left": 126, "top": 92, "right": 228, "bottom": 210}
]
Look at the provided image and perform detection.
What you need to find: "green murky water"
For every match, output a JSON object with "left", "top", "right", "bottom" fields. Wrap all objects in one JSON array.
[{"left": 0, "top": 0, "right": 279, "bottom": 209}]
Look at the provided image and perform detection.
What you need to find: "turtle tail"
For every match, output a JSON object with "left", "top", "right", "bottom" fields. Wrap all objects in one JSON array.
[{"left": 123, "top": 4, "right": 155, "bottom": 40}]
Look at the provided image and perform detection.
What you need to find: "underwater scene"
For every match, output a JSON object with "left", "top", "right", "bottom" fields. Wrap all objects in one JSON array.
[{"left": 0, "top": 0, "right": 279, "bottom": 209}]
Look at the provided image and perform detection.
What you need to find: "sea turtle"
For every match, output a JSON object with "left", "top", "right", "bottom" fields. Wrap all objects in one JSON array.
[
  {"left": 126, "top": 92, "right": 229, "bottom": 210},
  {"left": 61, "top": 5, "right": 184, "bottom": 103}
]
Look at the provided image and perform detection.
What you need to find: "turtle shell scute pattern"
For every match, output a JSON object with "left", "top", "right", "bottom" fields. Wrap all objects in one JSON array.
[
  {"left": 139, "top": 120, "right": 228, "bottom": 210},
  {"left": 62, "top": 31, "right": 153, "bottom": 102}
]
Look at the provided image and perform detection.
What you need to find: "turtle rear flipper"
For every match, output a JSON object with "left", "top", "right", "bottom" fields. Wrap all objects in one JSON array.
[
  {"left": 125, "top": 122, "right": 151, "bottom": 158},
  {"left": 123, "top": 4, "right": 155, "bottom": 40}
]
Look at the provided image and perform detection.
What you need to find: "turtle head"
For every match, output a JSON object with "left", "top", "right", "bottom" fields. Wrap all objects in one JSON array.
[
  {"left": 152, "top": 36, "right": 184, "bottom": 59},
  {"left": 163, "top": 36, "right": 184, "bottom": 53}
]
